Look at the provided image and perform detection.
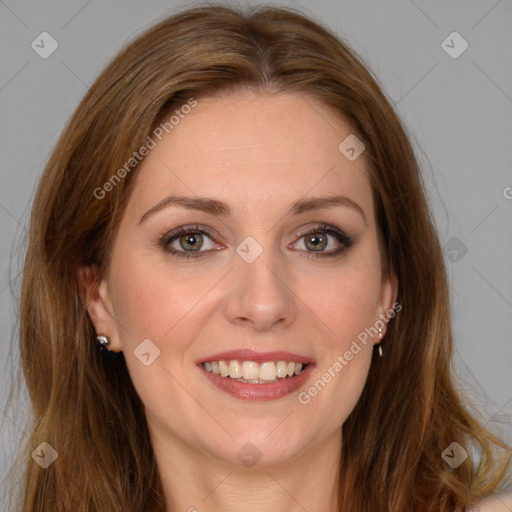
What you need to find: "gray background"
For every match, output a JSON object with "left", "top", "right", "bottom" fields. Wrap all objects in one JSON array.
[{"left": 1, "top": 0, "right": 511, "bottom": 506}]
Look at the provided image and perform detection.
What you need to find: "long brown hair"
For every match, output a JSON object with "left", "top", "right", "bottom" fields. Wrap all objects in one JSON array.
[{"left": 6, "top": 4, "right": 511, "bottom": 510}]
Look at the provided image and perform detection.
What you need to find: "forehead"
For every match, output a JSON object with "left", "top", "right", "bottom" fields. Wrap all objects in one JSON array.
[{"left": 127, "top": 92, "right": 374, "bottom": 222}]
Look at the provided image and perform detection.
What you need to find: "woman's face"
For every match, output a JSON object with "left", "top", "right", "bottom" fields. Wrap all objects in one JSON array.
[{"left": 87, "top": 92, "right": 397, "bottom": 467}]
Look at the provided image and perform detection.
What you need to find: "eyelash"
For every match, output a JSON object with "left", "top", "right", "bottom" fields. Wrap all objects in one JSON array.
[{"left": 159, "top": 223, "right": 354, "bottom": 260}]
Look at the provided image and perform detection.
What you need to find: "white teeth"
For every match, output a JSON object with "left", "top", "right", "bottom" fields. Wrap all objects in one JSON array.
[
  {"left": 276, "top": 360, "right": 288, "bottom": 378},
  {"left": 242, "top": 361, "right": 260, "bottom": 380},
  {"left": 259, "top": 362, "right": 277, "bottom": 381},
  {"left": 202, "top": 359, "right": 308, "bottom": 382},
  {"left": 228, "top": 360, "right": 242, "bottom": 378},
  {"left": 219, "top": 360, "right": 229, "bottom": 377}
]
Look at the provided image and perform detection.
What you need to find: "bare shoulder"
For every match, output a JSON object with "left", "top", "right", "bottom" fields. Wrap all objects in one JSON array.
[{"left": 472, "top": 492, "right": 512, "bottom": 512}]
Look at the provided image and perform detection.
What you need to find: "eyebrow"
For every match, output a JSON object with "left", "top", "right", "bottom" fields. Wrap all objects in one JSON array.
[{"left": 138, "top": 194, "right": 367, "bottom": 225}]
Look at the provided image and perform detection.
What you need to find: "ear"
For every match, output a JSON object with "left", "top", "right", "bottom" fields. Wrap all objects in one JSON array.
[
  {"left": 376, "top": 270, "right": 399, "bottom": 340},
  {"left": 78, "top": 265, "right": 122, "bottom": 352}
]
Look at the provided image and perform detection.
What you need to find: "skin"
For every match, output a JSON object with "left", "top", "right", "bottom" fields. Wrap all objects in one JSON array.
[
  {"left": 84, "top": 92, "right": 398, "bottom": 512},
  {"left": 475, "top": 494, "right": 512, "bottom": 512}
]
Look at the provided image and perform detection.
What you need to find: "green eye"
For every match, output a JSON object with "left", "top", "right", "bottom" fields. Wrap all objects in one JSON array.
[
  {"left": 160, "top": 223, "right": 354, "bottom": 260},
  {"left": 294, "top": 224, "right": 354, "bottom": 258},
  {"left": 177, "top": 233, "right": 204, "bottom": 252}
]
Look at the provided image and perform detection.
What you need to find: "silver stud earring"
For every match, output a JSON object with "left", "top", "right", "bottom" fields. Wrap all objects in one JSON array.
[{"left": 96, "top": 334, "right": 110, "bottom": 351}]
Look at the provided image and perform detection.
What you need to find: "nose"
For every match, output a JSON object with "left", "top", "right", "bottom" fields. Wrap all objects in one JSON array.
[{"left": 223, "top": 244, "right": 298, "bottom": 332}]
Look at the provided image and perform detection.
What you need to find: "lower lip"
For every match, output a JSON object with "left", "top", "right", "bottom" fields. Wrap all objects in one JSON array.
[{"left": 199, "top": 364, "right": 314, "bottom": 401}]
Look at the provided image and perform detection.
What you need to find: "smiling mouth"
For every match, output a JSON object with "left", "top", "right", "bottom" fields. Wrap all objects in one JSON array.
[{"left": 202, "top": 360, "right": 308, "bottom": 384}]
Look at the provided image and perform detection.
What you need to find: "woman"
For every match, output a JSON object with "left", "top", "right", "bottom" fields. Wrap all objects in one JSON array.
[{"left": 8, "top": 4, "right": 511, "bottom": 511}]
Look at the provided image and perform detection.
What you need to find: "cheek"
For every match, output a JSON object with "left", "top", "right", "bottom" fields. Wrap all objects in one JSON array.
[
  {"left": 300, "top": 252, "right": 383, "bottom": 350},
  {"left": 297, "top": 275, "right": 377, "bottom": 433},
  {"left": 109, "top": 253, "right": 208, "bottom": 344},
  {"left": 107, "top": 256, "right": 205, "bottom": 417},
  {"left": 293, "top": 246, "right": 381, "bottom": 422}
]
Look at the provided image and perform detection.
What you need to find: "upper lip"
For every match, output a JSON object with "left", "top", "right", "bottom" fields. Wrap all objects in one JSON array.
[{"left": 197, "top": 349, "right": 315, "bottom": 365}]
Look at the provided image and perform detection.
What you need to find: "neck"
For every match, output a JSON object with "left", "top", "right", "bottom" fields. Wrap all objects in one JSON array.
[{"left": 150, "top": 427, "right": 342, "bottom": 512}]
